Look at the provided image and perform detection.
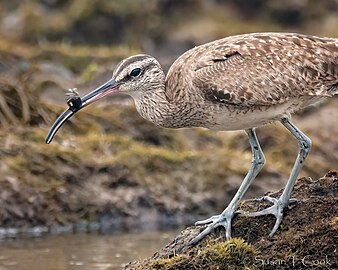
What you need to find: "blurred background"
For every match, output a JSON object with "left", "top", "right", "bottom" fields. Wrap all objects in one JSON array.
[{"left": 0, "top": 0, "right": 337, "bottom": 269}]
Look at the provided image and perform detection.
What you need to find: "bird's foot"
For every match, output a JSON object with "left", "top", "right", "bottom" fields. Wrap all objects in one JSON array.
[
  {"left": 190, "top": 208, "right": 235, "bottom": 245},
  {"left": 238, "top": 196, "right": 297, "bottom": 237}
]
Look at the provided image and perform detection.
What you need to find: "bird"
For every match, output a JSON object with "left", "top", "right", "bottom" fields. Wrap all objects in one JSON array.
[{"left": 45, "top": 32, "right": 338, "bottom": 245}]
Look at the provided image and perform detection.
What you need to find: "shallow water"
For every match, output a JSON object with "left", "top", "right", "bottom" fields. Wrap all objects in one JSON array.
[{"left": 0, "top": 231, "right": 179, "bottom": 270}]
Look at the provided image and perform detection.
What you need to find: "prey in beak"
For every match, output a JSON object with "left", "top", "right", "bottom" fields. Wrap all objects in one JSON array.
[
  {"left": 66, "top": 88, "right": 82, "bottom": 110},
  {"left": 45, "top": 77, "right": 119, "bottom": 144}
]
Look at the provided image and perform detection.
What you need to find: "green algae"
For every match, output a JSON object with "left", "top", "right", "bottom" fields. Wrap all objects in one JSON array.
[{"left": 148, "top": 238, "right": 257, "bottom": 270}]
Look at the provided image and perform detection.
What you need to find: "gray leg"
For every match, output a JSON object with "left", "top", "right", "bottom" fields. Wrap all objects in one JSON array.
[
  {"left": 190, "top": 128, "right": 265, "bottom": 245},
  {"left": 279, "top": 118, "right": 311, "bottom": 204},
  {"left": 240, "top": 118, "right": 311, "bottom": 236}
]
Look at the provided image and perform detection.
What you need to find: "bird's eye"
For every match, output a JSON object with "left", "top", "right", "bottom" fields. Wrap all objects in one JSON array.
[{"left": 129, "top": 68, "right": 142, "bottom": 77}]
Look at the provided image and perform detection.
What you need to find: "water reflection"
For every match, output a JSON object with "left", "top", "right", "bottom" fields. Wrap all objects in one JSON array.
[{"left": 0, "top": 230, "right": 179, "bottom": 270}]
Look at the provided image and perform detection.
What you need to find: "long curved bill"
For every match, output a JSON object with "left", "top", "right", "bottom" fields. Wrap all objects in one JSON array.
[{"left": 45, "top": 78, "right": 118, "bottom": 144}]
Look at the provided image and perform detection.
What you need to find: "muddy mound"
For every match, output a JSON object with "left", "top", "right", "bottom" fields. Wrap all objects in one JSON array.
[{"left": 126, "top": 171, "right": 338, "bottom": 270}]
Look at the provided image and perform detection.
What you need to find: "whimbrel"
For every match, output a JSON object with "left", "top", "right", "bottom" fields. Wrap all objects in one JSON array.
[{"left": 46, "top": 33, "right": 338, "bottom": 244}]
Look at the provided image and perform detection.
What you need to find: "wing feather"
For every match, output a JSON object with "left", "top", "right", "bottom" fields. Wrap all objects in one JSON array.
[{"left": 190, "top": 33, "right": 338, "bottom": 107}]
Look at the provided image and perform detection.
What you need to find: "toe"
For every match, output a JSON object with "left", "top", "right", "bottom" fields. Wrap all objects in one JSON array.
[
  {"left": 261, "top": 196, "right": 278, "bottom": 204},
  {"left": 190, "top": 224, "right": 214, "bottom": 245},
  {"left": 192, "top": 212, "right": 234, "bottom": 244},
  {"left": 194, "top": 215, "right": 219, "bottom": 226}
]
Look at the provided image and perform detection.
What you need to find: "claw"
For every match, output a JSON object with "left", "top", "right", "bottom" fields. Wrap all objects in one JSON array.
[{"left": 289, "top": 198, "right": 298, "bottom": 204}]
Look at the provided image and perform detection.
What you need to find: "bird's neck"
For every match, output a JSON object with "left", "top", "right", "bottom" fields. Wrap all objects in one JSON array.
[
  {"left": 131, "top": 86, "right": 190, "bottom": 128},
  {"left": 131, "top": 86, "right": 170, "bottom": 126}
]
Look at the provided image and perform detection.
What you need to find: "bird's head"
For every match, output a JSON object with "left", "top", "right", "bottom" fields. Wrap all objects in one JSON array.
[{"left": 45, "top": 54, "right": 164, "bottom": 144}]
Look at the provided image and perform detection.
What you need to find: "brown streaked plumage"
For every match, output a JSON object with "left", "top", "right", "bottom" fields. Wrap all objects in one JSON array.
[{"left": 45, "top": 32, "right": 338, "bottom": 244}]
